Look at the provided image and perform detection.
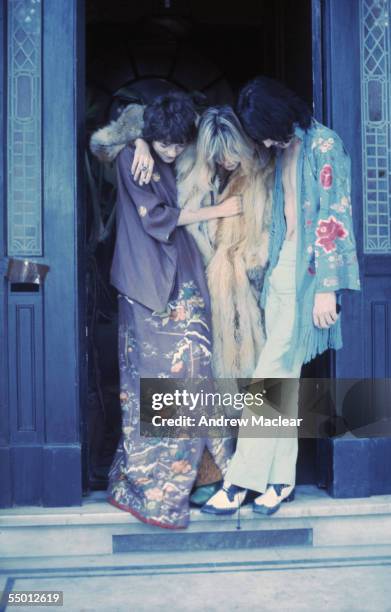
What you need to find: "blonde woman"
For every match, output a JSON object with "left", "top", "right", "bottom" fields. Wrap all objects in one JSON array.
[{"left": 176, "top": 106, "right": 273, "bottom": 379}]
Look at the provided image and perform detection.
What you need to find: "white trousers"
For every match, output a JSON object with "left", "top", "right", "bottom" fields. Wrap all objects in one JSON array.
[{"left": 225, "top": 240, "right": 304, "bottom": 493}]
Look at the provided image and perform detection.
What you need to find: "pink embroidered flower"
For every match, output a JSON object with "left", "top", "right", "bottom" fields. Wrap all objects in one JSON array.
[
  {"left": 135, "top": 477, "right": 151, "bottom": 485},
  {"left": 315, "top": 216, "right": 349, "bottom": 253},
  {"left": 145, "top": 488, "right": 164, "bottom": 501},
  {"left": 172, "top": 460, "right": 192, "bottom": 474},
  {"left": 170, "top": 305, "right": 187, "bottom": 321},
  {"left": 319, "top": 138, "right": 334, "bottom": 153},
  {"left": 320, "top": 164, "right": 333, "bottom": 190}
]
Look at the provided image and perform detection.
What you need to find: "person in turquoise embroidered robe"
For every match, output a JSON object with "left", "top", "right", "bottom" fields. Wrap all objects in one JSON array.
[
  {"left": 202, "top": 75, "right": 360, "bottom": 517},
  {"left": 262, "top": 118, "right": 361, "bottom": 370}
]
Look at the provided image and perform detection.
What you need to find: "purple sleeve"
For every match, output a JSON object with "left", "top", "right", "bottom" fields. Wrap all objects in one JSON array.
[{"left": 117, "top": 146, "right": 180, "bottom": 243}]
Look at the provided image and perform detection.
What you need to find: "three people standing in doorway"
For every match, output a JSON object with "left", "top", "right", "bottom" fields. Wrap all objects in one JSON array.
[{"left": 91, "top": 76, "right": 360, "bottom": 526}]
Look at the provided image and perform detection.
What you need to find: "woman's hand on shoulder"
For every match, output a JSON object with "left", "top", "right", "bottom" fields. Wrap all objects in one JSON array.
[
  {"left": 131, "top": 138, "right": 154, "bottom": 185},
  {"left": 216, "top": 195, "right": 243, "bottom": 218}
]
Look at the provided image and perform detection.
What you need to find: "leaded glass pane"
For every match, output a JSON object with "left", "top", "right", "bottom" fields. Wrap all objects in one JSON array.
[
  {"left": 7, "top": 0, "right": 42, "bottom": 256},
  {"left": 360, "top": 0, "right": 391, "bottom": 253}
]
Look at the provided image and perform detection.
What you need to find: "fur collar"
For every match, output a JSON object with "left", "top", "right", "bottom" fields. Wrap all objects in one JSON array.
[
  {"left": 89, "top": 103, "right": 197, "bottom": 177},
  {"left": 90, "top": 104, "right": 145, "bottom": 162}
]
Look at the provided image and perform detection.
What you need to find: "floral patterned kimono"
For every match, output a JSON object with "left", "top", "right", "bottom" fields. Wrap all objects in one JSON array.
[
  {"left": 108, "top": 145, "right": 233, "bottom": 529},
  {"left": 261, "top": 119, "right": 360, "bottom": 370}
]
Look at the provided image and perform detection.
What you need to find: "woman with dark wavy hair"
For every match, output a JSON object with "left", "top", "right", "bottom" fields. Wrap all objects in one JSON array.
[{"left": 91, "top": 92, "right": 237, "bottom": 528}]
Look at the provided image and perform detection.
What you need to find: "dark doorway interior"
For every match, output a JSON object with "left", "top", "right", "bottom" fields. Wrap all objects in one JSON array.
[{"left": 84, "top": 0, "right": 315, "bottom": 492}]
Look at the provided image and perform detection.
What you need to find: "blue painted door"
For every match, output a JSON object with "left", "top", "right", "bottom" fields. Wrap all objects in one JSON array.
[
  {"left": 318, "top": 0, "right": 391, "bottom": 383},
  {"left": 315, "top": 0, "right": 391, "bottom": 496},
  {"left": 0, "top": 0, "right": 85, "bottom": 507}
]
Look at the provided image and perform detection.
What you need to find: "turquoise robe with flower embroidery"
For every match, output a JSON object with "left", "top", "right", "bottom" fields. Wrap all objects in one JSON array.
[{"left": 261, "top": 119, "right": 360, "bottom": 369}]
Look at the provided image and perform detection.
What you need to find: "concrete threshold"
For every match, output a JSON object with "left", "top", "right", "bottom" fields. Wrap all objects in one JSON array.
[
  {"left": 1, "top": 486, "right": 391, "bottom": 557},
  {"left": 1, "top": 486, "right": 391, "bottom": 527}
]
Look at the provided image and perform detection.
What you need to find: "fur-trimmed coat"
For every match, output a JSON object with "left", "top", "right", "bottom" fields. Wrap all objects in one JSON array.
[
  {"left": 90, "top": 104, "right": 274, "bottom": 378},
  {"left": 176, "top": 156, "right": 273, "bottom": 378},
  {"left": 90, "top": 104, "right": 145, "bottom": 162}
]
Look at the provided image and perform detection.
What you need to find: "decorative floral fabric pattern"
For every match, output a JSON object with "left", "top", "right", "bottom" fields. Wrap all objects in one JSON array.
[
  {"left": 319, "top": 164, "right": 333, "bottom": 190},
  {"left": 148, "top": 281, "right": 212, "bottom": 377},
  {"left": 261, "top": 119, "right": 360, "bottom": 368},
  {"left": 311, "top": 122, "right": 360, "bottom": 293},
  {"left": 315, "top": 215, "right": 349, "bottom": 253},
  {"left": 108, "top": 283, "right": 233, "bottom": 530},
  {"left": 108, "top": 145, "right": 233, "bottom": 528}
]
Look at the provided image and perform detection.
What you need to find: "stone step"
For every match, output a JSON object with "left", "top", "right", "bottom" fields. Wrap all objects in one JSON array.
[
  {"left": 2, "top": 544, "right": 391, "bottom": 575},
  {"left": 1, "top": 486, "right": 391, "bottom": 558},
  {"left": 113, "top": 526, "right": 312, "bottom": 553},
  {"left": 2, "top": 546, "right": 391, "bottom": 612}
]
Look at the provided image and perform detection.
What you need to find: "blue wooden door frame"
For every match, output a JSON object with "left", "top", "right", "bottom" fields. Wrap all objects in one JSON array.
[
  {"left": 315, "top": 0, "right": 391, "bottom": 496},
  {"left": 312, "top": 0, "right": 363, "bottom": 379},
  {"left": 0, "top": 0, "right": 85, "bottom": 507},
  {"left": 0, "top": 1, "right": 8, "bottom": 505},
  {"left": 322, "top": 0, "right": 364, "bottom": 380}
]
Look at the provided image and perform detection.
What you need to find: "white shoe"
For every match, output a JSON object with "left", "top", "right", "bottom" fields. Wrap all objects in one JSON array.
[
  {"left": 201, "top": 482, "right": 248, "bottom": 515},
  {"left": 252, "top": 484, "right": 295, "bottom": 515}
]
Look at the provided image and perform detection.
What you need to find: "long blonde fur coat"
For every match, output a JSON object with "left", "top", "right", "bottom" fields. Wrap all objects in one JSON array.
[{"left": 176, "top": 148, "right": 273, "bottom": 378}]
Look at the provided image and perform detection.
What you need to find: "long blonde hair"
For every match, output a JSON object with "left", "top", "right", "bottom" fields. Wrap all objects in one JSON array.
[
  {"left": 193, "top": 105, "right": 257, "bottom": 190},
  {"left": 175, "top": 105, "right": 273, "bottom": 377}
]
